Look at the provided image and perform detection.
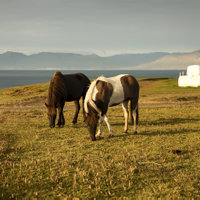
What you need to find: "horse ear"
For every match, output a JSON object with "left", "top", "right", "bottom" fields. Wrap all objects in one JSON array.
[{"left": 45, "top": 103, "right": 48, "bottom": 108}]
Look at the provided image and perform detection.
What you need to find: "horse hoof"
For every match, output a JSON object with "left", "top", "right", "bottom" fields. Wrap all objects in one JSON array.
[
  {"left": 108, "top": 134, "right": 114, "bottom": 138},
  {"left": 96, "top": 136, "right": 101, "bottom": 139},
  {"left": 123, "top": 131, "right": 128, "bottom": 134},
  {"left": 134, "top": 131, "right": 138, "bottom": 134},
  {"left": 57, "top": 124, "right": 64, "bottom": 128}
]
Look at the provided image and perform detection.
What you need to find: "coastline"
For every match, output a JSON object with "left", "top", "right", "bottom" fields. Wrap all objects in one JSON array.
[{"left": 0, "top": 69, "right": 184, "bottom": 90}]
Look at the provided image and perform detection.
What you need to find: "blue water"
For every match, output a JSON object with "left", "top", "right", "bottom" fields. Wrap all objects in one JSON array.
[{"left": 0, "top": 70, "right": 184, "bottom": 90}]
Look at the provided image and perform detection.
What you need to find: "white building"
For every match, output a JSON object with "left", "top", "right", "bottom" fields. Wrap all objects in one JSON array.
[{"left": 178, "top": 65, "right": 200, "bottom": 87}]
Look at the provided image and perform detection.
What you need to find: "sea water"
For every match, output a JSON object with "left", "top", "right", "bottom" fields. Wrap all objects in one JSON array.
[{"left": 0, "top": 70, "right": 185, "bottom": 90}]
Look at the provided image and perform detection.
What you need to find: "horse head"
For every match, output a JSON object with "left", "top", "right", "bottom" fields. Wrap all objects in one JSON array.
[
  {"left": 85, "top": 101, "right": 100, "bottom": 141},
  {"left": 45, "top": 103, "right": 57, "bottom": 128}
]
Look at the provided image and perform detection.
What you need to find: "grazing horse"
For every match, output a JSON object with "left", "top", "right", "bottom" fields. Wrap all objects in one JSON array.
[
  {"left": 45, "top": 71, "right": 90, "bottom": 128},
  {"left": 84, "top": 74, "right": 139, "bottom": 141}
]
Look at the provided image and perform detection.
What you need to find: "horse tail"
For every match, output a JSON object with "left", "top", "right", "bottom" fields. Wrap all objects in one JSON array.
[{"left": 136, "top": 104, "right": 139, "bottom": 125}]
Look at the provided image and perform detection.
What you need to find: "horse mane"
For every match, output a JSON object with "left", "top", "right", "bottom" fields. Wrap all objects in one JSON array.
[
  {"left": 84, "top": 79, "right": 97, "bottom": 113},
  {"left": 97, "top": 75, "right": 109, "bottom": 82},
  {"left": 84, "top": 75, "right": 109, "bottom": 114},
  {"left": 47, "top": 71, "right": 66, "bottom": 105}
]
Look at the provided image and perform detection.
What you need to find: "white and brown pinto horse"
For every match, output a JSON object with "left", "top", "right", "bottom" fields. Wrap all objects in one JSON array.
[{"left": 84, "top": 74, "right": 139, "bottom": 141}]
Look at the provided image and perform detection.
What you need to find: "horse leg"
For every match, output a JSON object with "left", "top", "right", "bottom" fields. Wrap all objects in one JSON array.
[
  {"left": 57, "top": 104, "right": 65, "bottom": 127},
  {"left": 131, "top": 101, "right": 138, "bottom": 134},
  {"left": 104, "top": 114, "right": 114, "bottom": 137},
  {"left": 96, "top": 114, "right": 113, "bottom": 138},
  {"left": 122, "top": 101, "right": 129, "bottom": 133},
  {"left": 72, "top": 100, "right": 80, "bottom": 124},
  {"left": 82, "top": 95, "right": 87, "bottom": 122},
  {"left": 96, "top": 114, "right": 105, "bottom": 138}
]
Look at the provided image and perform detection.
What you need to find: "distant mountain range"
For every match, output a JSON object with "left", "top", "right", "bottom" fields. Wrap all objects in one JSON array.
[{"left": 0, "top": 50, "right": 200, "bottom": 70}]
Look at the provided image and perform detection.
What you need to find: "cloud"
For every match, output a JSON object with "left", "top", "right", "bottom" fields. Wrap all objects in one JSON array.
[{"left": 0, "top": 0, "right": 200, "bottom": 55}]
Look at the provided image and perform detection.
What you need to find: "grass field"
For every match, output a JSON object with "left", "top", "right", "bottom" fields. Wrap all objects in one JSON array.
[{"left": 0, "top": 78, "right": 200, "bottom": 198}]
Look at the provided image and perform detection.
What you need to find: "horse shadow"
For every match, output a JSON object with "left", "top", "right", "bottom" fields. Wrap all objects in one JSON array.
[
  {"left": 139, "top": 117, "right": 199, "bottom": 126},
  {"left": 108, "top": 116, "right": 199, "bottom": 137},
  {"left": 111, "top": 116, "right": 199, "bottom": 126}
]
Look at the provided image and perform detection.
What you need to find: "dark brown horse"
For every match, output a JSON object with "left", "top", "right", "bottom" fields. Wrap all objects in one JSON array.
[
  {"left": 84, "top": 74, "right": 139, "bottom": 141},
  {"left": 45, "top": 71, "right": 90, "bottom": 128}
]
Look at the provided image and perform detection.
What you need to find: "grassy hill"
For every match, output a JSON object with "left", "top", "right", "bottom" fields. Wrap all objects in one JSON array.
[
  {"left": 0, "top": 78, "right": 200, "bottom": 198},
  {"left": 1, "top": 78, "right": 200, "bottom": 108}
]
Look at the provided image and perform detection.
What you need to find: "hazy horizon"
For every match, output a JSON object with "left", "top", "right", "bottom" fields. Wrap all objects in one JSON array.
[{"left": 0, "top": 49, "right": 197, "bottom": 57}]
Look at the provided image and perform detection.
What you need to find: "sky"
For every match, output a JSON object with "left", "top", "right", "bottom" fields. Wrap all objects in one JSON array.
[{"left": 1, "top": 0, "right": 200, "bottom": 56}]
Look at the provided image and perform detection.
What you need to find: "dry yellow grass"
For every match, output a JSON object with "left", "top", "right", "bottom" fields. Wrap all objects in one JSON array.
[{"left": 0, "top": 78, "right": 200, "bottom": 198}]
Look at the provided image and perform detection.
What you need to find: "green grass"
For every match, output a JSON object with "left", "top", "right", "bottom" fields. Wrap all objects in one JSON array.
[
  {"left": 0, "top": 106, "right": 200, "bottom": 198},
  {"left": 0, "top": 78, "right": 200, "bottom": 198},
  {"left": 138, "top": 78, "right": 200, "bottom": 104},
  {"left": 0, "top": 83, "right": 49, "bottom": 105},
  {"left": 0, "top": 78, "right": 199, "bottom": 103},
  {"left": 139, "top": 78, "right": 200, "bottom": 94},
  {"left": 1, "top": 78, "right": 200, "bottom": 105}
]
